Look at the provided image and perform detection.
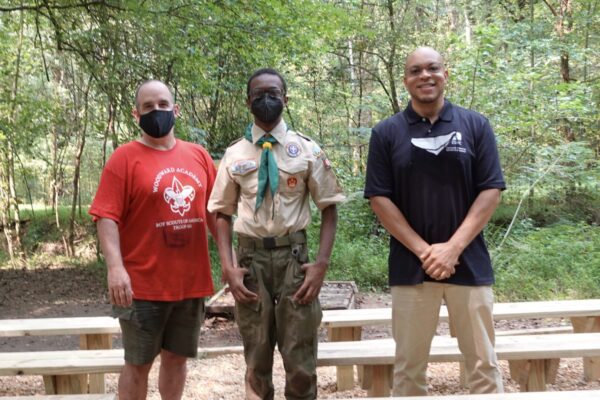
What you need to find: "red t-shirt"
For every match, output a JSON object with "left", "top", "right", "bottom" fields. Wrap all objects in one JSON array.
[{"left": 89, "top": 139, "right": 216, "bottom": 301}]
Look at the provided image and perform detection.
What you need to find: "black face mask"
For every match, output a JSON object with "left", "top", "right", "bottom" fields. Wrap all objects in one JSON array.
[
  {"left": 139, "top": 109, "right": 175, "bottom": 138},
  {"left": 251, "top": 94, "right": 284, "bottom": 124}
]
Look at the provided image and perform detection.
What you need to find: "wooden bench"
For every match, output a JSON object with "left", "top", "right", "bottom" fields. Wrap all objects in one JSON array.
[
  {"left": 4, "top": 299, "right": 600, "bottom": 393},
  {"left": 0, "top": 345, "right": 243, "bottom": 395},
  {"left": 3, "top": 334, "right": 598, "bottom": 397},
  {"left": 340, "top": 389, "right": 600, "bottom": 400},
  {"left": 322, "top": 299, "right": 600, "bottom": 389},
  {"left": 0, "top": 396, "right": 116, "bottom": 400},
  {"left": 0, "top": 317, "right": 120, "bottom": 394},
  {"left": 317, "top": 332, "right": 600, "bottom": 397}
]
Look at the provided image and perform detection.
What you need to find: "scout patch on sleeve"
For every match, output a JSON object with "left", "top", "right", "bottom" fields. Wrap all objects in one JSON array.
[
  {"left": 312, "top": 143, "right": 324, "bottom": 159},
  {"left": 322, "top": 158, "right": 332, "bottom": 170},
  {"left": 285, "top": 142, "right": 301, "bottom": 158},
  {"left": 230, "top": 159, "right": 258, "bottom": 175}
]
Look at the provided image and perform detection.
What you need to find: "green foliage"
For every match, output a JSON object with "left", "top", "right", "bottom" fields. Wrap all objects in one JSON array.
[
  {"left": 19, "top": 206, "right": 94, "bottom": 254},
  {"left": 491, "top": 222, "right": 600, "bottom": 301},
  {"left": 305, "top": 193, "right": 390, "bottom": 291},
  {"left": 1, "top": 0, "right": 599, "bottom": 301}
]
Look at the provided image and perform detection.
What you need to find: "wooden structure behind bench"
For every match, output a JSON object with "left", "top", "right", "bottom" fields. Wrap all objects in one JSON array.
[{"left": 322, "top": 299, "right": 600, "bottom": 389}]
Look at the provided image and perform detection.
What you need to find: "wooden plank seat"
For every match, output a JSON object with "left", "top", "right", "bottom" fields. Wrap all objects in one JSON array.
[
  {"left": 321, "top": 299, "right": 600, "bottom": 389},
  {"left": 0, "top": 395, "right": 116, "bottom": 400},
  {"left": 316, "top": 332, "right": 600, "bottom": 397},
  {"left": 0, "top": 317, "right": 120, "bottom": 395},
  {"left": 3, "top": 299, "right": 600, "bottom": 393},
  {"left": 0, "top": 346, "right": 243, "bottom": 395},
  {"left": 340, "top": 389, "right": 600, "bottom": 400}
]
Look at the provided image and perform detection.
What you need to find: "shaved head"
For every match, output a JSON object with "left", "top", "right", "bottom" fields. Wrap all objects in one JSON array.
[
  {"left": 135, "top": 80, "right": 173, "bottom": 110},
  {"left": 405, "top": 47, "right": 445, "bottom": 74}
]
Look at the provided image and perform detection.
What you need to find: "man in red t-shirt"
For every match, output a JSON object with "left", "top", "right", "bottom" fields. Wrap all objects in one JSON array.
[{"left": 89, "top": 80, "right": 217, "bottom": 399}]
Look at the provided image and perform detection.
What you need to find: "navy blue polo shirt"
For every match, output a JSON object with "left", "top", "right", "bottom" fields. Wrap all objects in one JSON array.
[{"left": 364, "top": 100, "right": 505, "bottom": 286}]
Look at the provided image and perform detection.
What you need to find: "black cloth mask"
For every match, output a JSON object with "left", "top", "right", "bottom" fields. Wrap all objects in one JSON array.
[
  {"left": 139, "top": 109, "right": 175, "bottom": 138},
  {"left": 251, "top": 94, "right": 284, "bottom": 124}
]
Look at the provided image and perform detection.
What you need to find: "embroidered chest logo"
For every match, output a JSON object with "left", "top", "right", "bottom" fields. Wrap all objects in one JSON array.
[
  {"left": 286, "top": 142, "right": 301, "bottom": 158},
  {"left": 163, "top": 177, "right": 196, "bottom": 216},
  {"left": 446, "top": 131, "right": 466, "bottom": 153}
]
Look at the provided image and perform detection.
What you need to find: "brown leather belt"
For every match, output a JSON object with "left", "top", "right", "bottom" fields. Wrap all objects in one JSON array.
[{"left": 237, "top": 230, "right": 306, "bottom": 250}]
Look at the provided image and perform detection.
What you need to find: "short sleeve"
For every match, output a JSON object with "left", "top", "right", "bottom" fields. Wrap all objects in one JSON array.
[
  {"left": 207, "top": 149, "right": 240, "bottom": 216},
  {"left": 474, "top": 118, "right": 506, "bottom": 192},
  {"left": 88, "top": 150, "right": 128, "bottom": 223},
  {"left": 307, "top": 147, "right": 345, "bottom": 210},
  {"left": 364, "top": 128, "right": 394, "bottom": 199}
]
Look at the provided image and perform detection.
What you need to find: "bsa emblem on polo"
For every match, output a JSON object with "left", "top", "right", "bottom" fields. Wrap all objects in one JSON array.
[
  {"left": 287, "top": 177, "right": 297, "bottom": 188},
  {"left": 285, "top": 142, "right": 301, "bottom": 158}
]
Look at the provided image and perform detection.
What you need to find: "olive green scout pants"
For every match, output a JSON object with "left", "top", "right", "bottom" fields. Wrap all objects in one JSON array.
[{"left": 236, "top": 231, "right": 322, "bottom": 400}]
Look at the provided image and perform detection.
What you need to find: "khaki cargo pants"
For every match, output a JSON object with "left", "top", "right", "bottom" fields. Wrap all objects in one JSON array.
[{"left": 236, "top": 232, "right": 322, "bottom": 400}]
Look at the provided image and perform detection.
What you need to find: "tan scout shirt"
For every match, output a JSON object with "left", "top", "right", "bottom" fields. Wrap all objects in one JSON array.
[{"left": 208, "top": 120, "right": 345, "bottom": 238}]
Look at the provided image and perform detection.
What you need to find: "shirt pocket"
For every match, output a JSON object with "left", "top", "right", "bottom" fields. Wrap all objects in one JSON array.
[
  {"left": 278, "top": 160, "right": 308, "bottom": 195},
  {"left": 230, "top": 158, "right": 259, "bottom": 196}
]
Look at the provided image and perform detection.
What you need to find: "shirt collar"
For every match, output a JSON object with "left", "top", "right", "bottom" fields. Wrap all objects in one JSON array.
[
  {"left": 251, "top": 119, "right": 287, "bottom": 144},
  {"left": 404, "top": 99, "right": 453, "bottom": 124}
]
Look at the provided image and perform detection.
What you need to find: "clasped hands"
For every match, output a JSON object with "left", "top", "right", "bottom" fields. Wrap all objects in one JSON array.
[{"left": 419, "top": 241, "right": 461, "bottom": 281}]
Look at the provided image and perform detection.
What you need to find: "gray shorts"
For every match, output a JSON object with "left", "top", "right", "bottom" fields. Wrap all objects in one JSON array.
[{"left": 112, "top": 298, "right": 205, "bottom": 365}]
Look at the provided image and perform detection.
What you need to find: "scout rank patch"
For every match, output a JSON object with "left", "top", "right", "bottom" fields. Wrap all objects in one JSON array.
[
  {"left": 285, "top": 142, "right": 301, "bottom": 158},
  {"left": 311, "top": 143, "right": 331, "bottom": 169},
  {"left": 287, "top": 177, "right": 297, "bottom": 188},
  {"left": 230, "top": 159, "right": 257, "bottom": 175},
  {"left": 312, "top": 143, "right": 323, "bottom": 159}
]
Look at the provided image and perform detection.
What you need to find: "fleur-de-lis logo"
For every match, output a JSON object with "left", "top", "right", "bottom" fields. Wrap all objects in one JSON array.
[{"left": 163, "top": 177, "right": 195, "bottom": 216}]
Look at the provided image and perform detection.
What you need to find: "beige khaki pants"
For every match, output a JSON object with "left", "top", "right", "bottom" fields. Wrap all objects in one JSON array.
[{"left": 391, "top": 282, "right": 503, "bottom": 396}]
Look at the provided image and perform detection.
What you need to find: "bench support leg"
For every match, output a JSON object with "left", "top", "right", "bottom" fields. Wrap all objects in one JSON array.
[
  {"left": 43, "top": 375, "right": 57, "bottom": 394},
  {"left": 328, "top": 326, "right": 361, "bottom": 390},
  {"left": 509, "top": 359, "right": 557, "bottom": 391},
  {"left": 43, "top": 374, "right": 88, "bottom": 394},
  {"left": 545, "top": 358, "right": 560, "bottom": 384},
  {"left": 361, "top": 365, "right": 371, "bottom": 390},
  {"left": 367, "top": 365, "right": 392, "bottom": 397},
  {"left": 571, "top": 316, "right": 600, "bottom": 381},
  {"left": 80, "top": 333, "right": 112, "bottom": 393}
]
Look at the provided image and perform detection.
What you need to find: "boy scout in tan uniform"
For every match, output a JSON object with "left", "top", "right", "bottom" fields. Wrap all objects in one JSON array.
[{"left": 208, "top": 68, "right": 344, "bottom": 400}]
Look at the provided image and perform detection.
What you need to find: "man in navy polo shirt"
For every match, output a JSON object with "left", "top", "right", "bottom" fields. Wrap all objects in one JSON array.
[{"left": 364, "top": 47, "right": 505, "bottom": 396}]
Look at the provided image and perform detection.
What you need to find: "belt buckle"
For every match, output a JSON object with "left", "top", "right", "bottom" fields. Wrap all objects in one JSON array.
[{"left": 263, "top": 237, "right": 277, "bottom": 249}]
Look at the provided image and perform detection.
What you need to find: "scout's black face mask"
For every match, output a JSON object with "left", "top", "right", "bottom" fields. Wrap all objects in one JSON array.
[
  {"left": 139, "top": 109, "right": 175, "bottom": 138},
  {"left": 251, "top": 94, "right": 284, "bottom": 124}
]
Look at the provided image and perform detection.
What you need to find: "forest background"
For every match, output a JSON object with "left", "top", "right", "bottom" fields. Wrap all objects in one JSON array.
[{"left": 0, "top": 0, "right": 598, "bottom": 301}]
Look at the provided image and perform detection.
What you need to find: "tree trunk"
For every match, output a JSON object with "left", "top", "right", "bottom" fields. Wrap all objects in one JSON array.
[
  {"left": 3, "top": 8, "right": 26, "bottom": 259},
  {"left": 68, "top": 76, "right": 91, "bottom": 256}
]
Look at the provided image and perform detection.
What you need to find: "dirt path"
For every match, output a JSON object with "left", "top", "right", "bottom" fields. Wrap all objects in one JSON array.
[{"left": 1, "top": 264, "right": 599, "bottom": 398}]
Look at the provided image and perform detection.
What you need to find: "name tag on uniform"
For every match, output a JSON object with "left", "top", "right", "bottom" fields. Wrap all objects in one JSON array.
[{"left": 230, "top": 159, "right": 257, "bottom": 175}]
